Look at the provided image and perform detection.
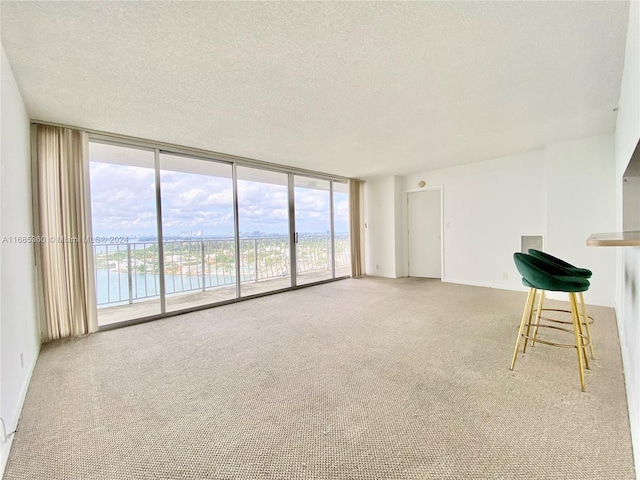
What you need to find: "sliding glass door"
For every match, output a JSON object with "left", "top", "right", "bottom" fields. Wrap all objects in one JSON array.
[
  {"left": 88, "top": 138, "right": 350, "bottom": 326},
  {"left": 333, "top": 181, "right": 351, "bottom": 277},
  {"left": 237, "top": 166, "right": 291, "bottom": 296},
  {"left": 294, "top": 176, "right": 332, "bottom": 286},
  {"left": 89, "top": 142, "right": 161, "bottom": 326},
  {"left": 159, "top": 153, "right": 236, "bottom": 311}
]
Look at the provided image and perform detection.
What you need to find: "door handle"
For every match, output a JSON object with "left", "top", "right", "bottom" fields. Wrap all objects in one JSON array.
[{"left": 295, "top": 232, "right": 299, "bottom": 244}]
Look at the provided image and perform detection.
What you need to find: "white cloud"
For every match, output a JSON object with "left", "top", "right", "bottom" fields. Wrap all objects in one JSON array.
[{"left": 89, "top": 161, "right": 347, "bottom": 237}]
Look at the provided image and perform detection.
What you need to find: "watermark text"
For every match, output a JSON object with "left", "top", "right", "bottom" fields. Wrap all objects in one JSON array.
[{"left": 2, "top": 236, "right": 129, "bottom": 244}]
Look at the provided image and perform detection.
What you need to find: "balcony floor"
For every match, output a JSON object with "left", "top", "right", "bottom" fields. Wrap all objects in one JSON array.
[{"left": 98, "top": 267, "right": 351, "bottom": 326}]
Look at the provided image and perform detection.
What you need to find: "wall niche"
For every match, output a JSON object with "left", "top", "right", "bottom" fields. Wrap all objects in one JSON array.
[{"left": 623, "top": 139, "right": 640, "bottom": 231}]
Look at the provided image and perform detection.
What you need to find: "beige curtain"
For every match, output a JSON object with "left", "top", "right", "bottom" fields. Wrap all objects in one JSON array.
[
  {"left": 348, "top": 179, "right": 365, "bottom": 277},
  {"left": 36, "top": 125, "right": 96, "bottom": 341}
]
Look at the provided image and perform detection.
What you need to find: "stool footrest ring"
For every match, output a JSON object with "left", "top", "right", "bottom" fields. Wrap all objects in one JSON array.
[
  {"left": 519, "top": 324, "right": 590, "bottom": 349},
  {"left": 533, "top": 308, "right": 594, "bottom": 325}
]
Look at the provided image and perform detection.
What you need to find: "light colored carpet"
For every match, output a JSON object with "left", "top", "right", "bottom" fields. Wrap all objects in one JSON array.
[{"left": 4, "top": 277, "right": 636, "bottom": 479}]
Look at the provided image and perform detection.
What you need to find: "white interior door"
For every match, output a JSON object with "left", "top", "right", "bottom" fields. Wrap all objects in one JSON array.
[{"left": 408, "top": 189, "right": 441, "bottom": 278}]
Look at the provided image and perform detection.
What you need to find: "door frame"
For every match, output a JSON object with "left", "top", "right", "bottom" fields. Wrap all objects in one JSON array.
[{"left": 405, "top": 185, "right": 444, "bottom": 280}]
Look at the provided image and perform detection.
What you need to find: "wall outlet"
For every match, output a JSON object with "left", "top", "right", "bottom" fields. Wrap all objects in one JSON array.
[
  {"left": 376, "top": 264, "right": 379, "bottom": 270},
  {"left": 20, "top": 352, "right": 24, "bottom": 368},
  {"left": 502, "top": 272, "right": 508, "bottom": 280}
]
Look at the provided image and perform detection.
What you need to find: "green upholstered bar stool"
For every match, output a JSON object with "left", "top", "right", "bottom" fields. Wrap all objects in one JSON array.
[
  {"left": 511, "top": 253, "right": 591, "bottom": 391},
  {"left": 527, "top": 249, "right": 594, "bottom": 359}
]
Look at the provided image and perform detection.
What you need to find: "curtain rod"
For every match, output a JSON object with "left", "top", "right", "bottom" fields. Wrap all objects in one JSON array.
[{"left": 31, "top": 119, "right": 360, "bottom": 183}]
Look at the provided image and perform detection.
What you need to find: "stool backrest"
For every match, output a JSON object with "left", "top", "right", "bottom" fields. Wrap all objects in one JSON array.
[
  {"left": 513, "top": 253, "right": 590, "bottom": 292},
  {"left": 528, "top": 249, "right": 592, "bottom": 278}
]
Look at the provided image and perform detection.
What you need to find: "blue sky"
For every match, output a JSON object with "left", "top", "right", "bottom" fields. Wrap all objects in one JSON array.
[{"left": 89, "top": 162, "right": 349, "bottom": 238}]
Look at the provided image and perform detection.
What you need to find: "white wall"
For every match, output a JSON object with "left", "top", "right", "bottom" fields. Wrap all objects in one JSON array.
[
  {"left": 364, "top": 176, "right": 397, "bottom": 277},
  {"left": 401, "top": 149, "right": 547, "bottom": 290},
  {"left": 370, "top": 135, "right": 617, "bottom": 306},
  {"left": 0, "top": 46, "right": 41, "bottom": 477},
  {"left": 363, "top": 175, "right": 409, "bottom": 278},
  {"left": 544, "top": 136, "right": 617, "bottom": 306},
  {"left": 393, "top": 176, "right": 406, "bottom": 278},
  {"left": 614, "top": 0, "right": 640, "bottom": 473}
]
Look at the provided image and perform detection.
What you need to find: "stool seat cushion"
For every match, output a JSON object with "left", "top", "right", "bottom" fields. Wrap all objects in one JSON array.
[{"left": 514, "top": 253, "right": 590, "bottom": 293}]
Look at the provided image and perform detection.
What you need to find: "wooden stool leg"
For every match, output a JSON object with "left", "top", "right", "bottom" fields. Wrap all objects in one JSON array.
[
  {"left": 573, "top": 295, "right": 590, "bottom": 370},
  {"left": 522, "top": 289, "right": 537, "bottom": 353},
  {"left": 579, "top": 292, "right": 594, "bottom": 359},
  {"left": 576, "top": 316, "right": 590, "bottom": 371},
  {"left": 531, "top": 290, "right": 545, "bottom": 347},
  {"left": 569, "top": 293, "right": 586, "bottom": 392},
  {"left": 511, "top": 288, "right": 536, "bottom": 370}
]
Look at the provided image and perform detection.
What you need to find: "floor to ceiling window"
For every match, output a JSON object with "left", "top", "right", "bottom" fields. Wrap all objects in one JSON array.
[
  {"left": 333, "top": 181, "right": 351, "bottom": 277},
  {"left": 89, "top": 142, "right": 161, "bottom": 325},
  {"left": 159, "top": 153, "right": 237, "bottom": 312},
  {"left": 236, "top": 166, "right": 291, "bottom": 296},
  {"left": 88, "top": 137, "right": 350, "bottom": 327},
  {"left": 294, "top": 176, "right": 332, "bottom": 286}
]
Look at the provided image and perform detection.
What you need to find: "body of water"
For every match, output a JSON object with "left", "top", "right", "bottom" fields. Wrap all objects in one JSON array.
[{"left": 94, "top": 268, "right": 247, "bottom": 306}]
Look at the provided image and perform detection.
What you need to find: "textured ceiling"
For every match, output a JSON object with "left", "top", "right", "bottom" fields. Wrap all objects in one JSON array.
[{"left": 0, "top": 1, "right": 630, "bottom": 179}]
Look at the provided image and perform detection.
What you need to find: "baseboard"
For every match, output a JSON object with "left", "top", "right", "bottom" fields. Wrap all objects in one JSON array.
[
  {"left": 365, "top": 272, "right": 398, "bottom": 279},
  {"left": 0, "top": 342, "right": 41, "bottom": 479},
  {"left": 543, "top": 292, "right": 615, "bottom": 308},
  {"left": 1, "top": 435, "right": 15, "bottom": 480},
  {"left": 442, "top": 278, "right": 615, "bottom": 307},
  {"left": 442, "top": 278, "right": 523, "bottom": 292},
  {"left": 614, "top": 302, "right": 640, "bottom": 478}
]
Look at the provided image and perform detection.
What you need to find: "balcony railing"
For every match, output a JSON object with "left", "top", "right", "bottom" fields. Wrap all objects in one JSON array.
[{"left": 93, "top": 234, "right": 350, "bottom": 306}]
